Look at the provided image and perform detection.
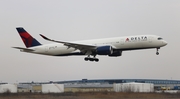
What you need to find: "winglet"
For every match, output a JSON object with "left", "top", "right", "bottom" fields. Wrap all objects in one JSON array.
[{"left": 39, "top": 34, "right": 51, "bottom": 41}]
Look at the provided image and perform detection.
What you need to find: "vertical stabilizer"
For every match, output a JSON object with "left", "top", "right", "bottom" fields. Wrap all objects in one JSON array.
[{"left": 16, "top": 27, "right": 41, "bottom": 48}]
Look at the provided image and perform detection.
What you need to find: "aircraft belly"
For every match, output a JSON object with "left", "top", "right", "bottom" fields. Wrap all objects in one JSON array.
[
  {"left": 31, "top": 46, "right": 76, "bottom": 56},
  {"left": 49, "top": 47, "right": 76, "bottom": 55}
]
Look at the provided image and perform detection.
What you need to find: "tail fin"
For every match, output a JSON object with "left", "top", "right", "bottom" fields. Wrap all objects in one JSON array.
[{"left": 16, "top": 27, "right": 41, "bottom": 48}]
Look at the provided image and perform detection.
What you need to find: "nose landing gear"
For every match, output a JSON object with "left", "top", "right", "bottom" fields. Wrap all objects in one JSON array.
[{"left": 156, "top": 48, "right": 160, "bottom": 55}]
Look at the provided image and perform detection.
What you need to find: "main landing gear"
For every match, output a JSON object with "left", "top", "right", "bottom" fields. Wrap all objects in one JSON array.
[
  {"left": 156, "top": 48, "right": 160, "bottom": 55},
  {"left": 84, "top": 55, "right": 99, "bottom": 62}
]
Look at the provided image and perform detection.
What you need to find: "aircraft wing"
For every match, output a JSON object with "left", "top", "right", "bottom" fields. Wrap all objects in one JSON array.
[
  {"left": 12, "top": 47, "right": 35, "bottom": 52},
  {"left": 39, "top": 34, "right": 97, "bottom": 52}
]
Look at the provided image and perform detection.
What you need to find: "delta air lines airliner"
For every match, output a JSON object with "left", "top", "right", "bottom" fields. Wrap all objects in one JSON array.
[{"left": 13, "top": 27, "right": 167, "bottom": 62}]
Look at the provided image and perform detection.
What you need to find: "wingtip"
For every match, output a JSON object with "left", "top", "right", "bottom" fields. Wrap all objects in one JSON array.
[
  {"left": 39, "top": 34, "right": 43, "bottom": 37},
  {"left": 39, "top": 34, "right": 49, "bottom": 40},
  {"left": 39, "top": 34, "right": 45, "bottom": 38}
]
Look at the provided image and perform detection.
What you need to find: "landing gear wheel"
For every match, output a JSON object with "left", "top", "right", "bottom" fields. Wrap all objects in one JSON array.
[
  {"left": 94, "top": 58, "right": 99, "bottom": 62},
  {"left": 84, "top": 57, "right": 89, "bottom": 61},
  {"left": 89, "top": 58, "right": 94, "bottom": 61},
  {"left": 156, "top": 52, "right": 159, "bottom": 55},
  {"left": 84, "top": 56, "right": 99, "bottom": 62},
  {"left": 156, "top": 48, "right": 160, "bottom": 55}
]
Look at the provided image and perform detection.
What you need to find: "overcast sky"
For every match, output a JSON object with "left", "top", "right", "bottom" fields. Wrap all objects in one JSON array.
[{"left": 0, "top": 0, "right": 180, "bottom": 83}]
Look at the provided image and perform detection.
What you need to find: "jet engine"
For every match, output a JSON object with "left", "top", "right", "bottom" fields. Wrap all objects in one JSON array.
[
  {"left": 108, "top": 50, "right": 122, "bottom": 57},
  {"left": 96, "top": 46, "right": 113, "bottom": 55}
]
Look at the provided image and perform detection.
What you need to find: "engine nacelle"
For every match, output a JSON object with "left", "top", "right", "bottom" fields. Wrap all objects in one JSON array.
[
  {"left": 108, "top": 50, "right": 122, "bottom": 57},
  {"left": 96, "top": 46, "right": 113, "bottom": 55}
]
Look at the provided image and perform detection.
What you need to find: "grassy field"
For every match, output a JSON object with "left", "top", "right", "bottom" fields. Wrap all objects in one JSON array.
[{"left": 0, "top": 92, "right": 180, "bottom": 99}]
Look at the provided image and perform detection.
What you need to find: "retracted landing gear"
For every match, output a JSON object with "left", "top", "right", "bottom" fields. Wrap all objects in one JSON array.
[
  {"left": 84, "top": 55, "right": 99, "bottom": 62},
  {"left": 156, "top": 48, "right": 160, "bottom": 55}
]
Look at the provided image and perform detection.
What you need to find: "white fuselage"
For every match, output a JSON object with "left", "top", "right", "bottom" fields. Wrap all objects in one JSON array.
[{"left": 22, "top": 35, "right": 167, "bottom": 56}]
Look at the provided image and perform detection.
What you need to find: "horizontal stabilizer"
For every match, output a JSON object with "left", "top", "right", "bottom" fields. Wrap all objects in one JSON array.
[{"left": 12, "top": 47, "right": 34, "bottom": 52}]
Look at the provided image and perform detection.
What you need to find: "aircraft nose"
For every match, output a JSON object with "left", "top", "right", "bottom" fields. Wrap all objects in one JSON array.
[{"left": 163, "top": 40, "right": 168, "bottom": 46}]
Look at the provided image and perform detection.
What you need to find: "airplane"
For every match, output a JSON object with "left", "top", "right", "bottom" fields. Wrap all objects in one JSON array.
[{"left": 13, "top": 27, "right": 167, "bottom": 62}]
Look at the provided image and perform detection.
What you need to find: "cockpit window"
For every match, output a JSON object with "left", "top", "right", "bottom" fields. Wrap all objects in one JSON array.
[{"left": 158, "top": 37, "right": 163, "bottom": 40}]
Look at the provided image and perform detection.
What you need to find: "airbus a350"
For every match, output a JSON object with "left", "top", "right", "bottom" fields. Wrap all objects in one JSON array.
[{"left": 13, "top": 27, "right": 167, "bottom": 62}]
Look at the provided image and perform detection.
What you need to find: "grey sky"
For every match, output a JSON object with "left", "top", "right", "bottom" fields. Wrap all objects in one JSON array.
[{"left": 0, "top": 0, "right": 180, "bottom": 83}]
